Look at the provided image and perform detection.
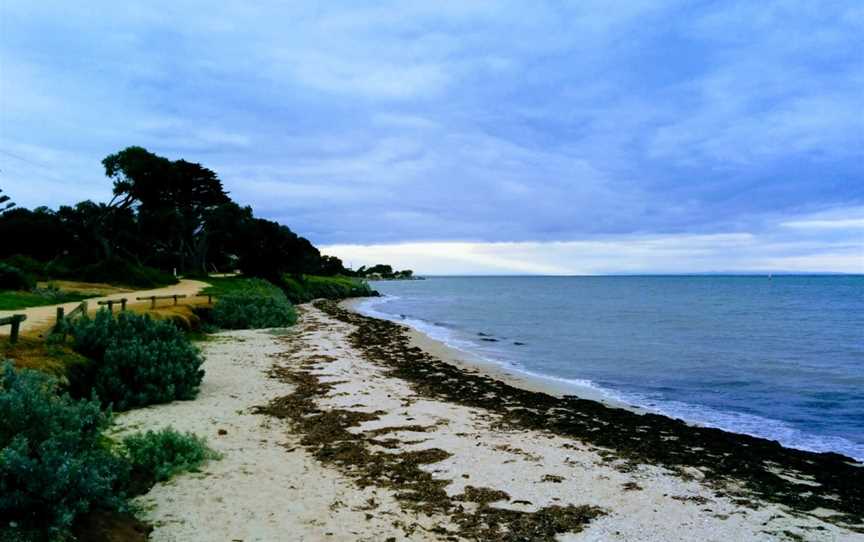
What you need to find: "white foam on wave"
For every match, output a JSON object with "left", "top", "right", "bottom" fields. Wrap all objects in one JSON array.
[
  {"left": 639, "top": 397, "right": 864, "bottom": 461},
  {"left": 353, "top": 296, "right": 864, "bottom": 462},
  {"left": 355, "top": 296, "right": 621, "bottom": 400}
]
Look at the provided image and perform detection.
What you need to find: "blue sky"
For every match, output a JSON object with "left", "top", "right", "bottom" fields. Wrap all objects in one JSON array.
[{"left": 1, "top": 1, "right": 862, "bottom": 273}]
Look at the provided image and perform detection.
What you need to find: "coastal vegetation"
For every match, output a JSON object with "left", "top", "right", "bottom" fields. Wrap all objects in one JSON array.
[
  {"left": 0, "top": 146, "right": 344, "bottom": 285},
  {"left": 353, "top": 264, "right": 416, "bottom": 280},
  {"left": 64, "top": 310, "right": 205, "bottom": 411},
  {"left": 0, "top": 362, "right": 127, "bottom": 539},
  {"left": 0, "top": 147, "right": 386, "bottom": 540},
  {"left": 0, "top": 362, "right": 220, "bottom": 540},
  {"left": 210, "top": 278, "right": 297, "bottom": 329},
  {"left": 121, "top": 427, "right": 220, "bottom": 485},
  {"left": 0, "top": 285, "right": 94, "bottom": 311},
  {"left": 280, "top": 274, "right": 376, "bottom": 303},
  {"left": 0, "top": 262, "right": 33, "bottom": 291}
]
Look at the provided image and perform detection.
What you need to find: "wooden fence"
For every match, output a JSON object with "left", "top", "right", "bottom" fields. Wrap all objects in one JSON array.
[
  {"left": 136, "top": 293, "right": 213, "bottom": 308},
  {"left": 3, "top": 291, "right": 214, "bottom": 346},
  {"left": 0, "top": 314, "right": 26, "bottom": 344},
  {"left": 97, "top": 298, "right": 127, "bottom": 313}
]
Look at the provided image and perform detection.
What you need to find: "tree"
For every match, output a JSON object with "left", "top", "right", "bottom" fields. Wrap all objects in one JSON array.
[
  {"left": 102, "top": 147, "right": 231, "bottom": 274},
  {"left": 320, "top": 255, "right": 348, "bottom": 276},
  {"left": 0, "top": 187, "right": 15, "bottom": 214},
  {"left": 0, "top": 207, "right": 66, "bottom": 261},
  {"left": 237, "top": 218, "right": 321, "bottom": 280}
]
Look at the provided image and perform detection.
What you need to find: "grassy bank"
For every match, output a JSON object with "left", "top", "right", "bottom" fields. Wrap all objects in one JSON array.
[
  {"left": 281, "top": 274, "right": 376, "bottom": 303},
  {"left": 202, "top": 274, "right": 376, "bottom": 304},
  {"left": 0, "top": 289, "right": 94, "bottom": 311}
]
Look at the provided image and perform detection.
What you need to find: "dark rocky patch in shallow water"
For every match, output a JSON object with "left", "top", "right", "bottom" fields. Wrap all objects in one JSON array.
[{"left": 316, "top": 300, "right": 864, "bottom": 532}]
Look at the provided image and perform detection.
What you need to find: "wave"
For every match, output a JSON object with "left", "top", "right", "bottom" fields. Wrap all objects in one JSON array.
[{"left": 353, "top": 295, "right": 864, "bottom": 461}]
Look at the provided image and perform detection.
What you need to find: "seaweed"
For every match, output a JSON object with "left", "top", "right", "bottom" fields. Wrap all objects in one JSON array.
[
  {"left": 314, "top": 300, "right": 864, "bottom": 531},
  {"left": 254, "top": 336, "right": 604, "bottom": 540}
]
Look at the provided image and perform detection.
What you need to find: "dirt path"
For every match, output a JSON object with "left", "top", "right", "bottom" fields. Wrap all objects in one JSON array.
[{"left": 0, "top": 279, "right": 209, "bottom": 337}]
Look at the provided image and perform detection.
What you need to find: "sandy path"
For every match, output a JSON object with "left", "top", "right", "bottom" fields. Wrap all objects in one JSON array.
[
  {"left": 114, "top": 304, "right": 861, "bottom": 541},
  {"left": 0, "top": 279, "right": 209, "bottom": 337}
]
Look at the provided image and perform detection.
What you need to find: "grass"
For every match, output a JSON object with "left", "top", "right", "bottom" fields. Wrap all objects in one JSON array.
[
  {"left": 199, "top": 275, "right": 253, "bottom": 297},
  {"left": 0, "top": 289, "right": 95, "bottom": 310},
  {"left": 201, "top": 274, "right": 376, "bottom": 304},
  {"left": 0, "top": 336, "right": 90, "bottom": 376}
]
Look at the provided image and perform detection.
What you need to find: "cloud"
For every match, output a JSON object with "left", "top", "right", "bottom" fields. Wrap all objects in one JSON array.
[
  {"left": 323, "top": 208, "right": 864, "bottom": 274},
  {"left": 1, "top": 1, "right": 862, "bottom": 272}
]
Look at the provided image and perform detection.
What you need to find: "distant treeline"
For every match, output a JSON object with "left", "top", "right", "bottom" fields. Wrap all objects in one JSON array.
[
  {"left": 353, "top": 264, "right": 416, "bottom": 280},
  {"left": 0, "top": 146, "right": 410, "bottom": 285}
]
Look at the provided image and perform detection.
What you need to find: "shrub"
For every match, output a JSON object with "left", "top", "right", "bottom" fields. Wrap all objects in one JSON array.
[
  {"left": 0, "top": 255, "right": 45, "bottom": 279},
  {"left": 211, "top": 278, "right": 297, "bottom": 329},
  {"left": 68, "top": 311, "right": 204, "bottom": 411},
  {"left": 0, "top": 263, "right": 34, "bottom": 291},
  {"left": 0, "top": 362, "right": 127, "bottom": 537},
  {"left": 74, "top": 258, "right": 178, "bottom": 288},
  {"left": 281, "top": 274, "right": 376, "bottom": 304},
  {"left": 122, "top": 427, "right": 220, "bottom": 484}
]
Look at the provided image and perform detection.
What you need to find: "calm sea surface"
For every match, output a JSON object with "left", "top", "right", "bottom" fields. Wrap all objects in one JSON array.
[{"left": 357, "top": 276, "right": 864, "bottom": 460}]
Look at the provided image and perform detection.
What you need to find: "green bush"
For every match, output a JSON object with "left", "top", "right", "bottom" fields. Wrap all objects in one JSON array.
[
  {"left": 0, "top": 362, "right": 127, "bottom": 538},
  {"left": 73, "top": 258, "right": 178, "bottom": 288},
  {"left": 0, "top": 255, "right": 45, "bottom": 280},
  {"left": 0, "top": 263, "right": 34, "bottom": 291},
  {"left": 122, "top": 427, "right": 220, "bottom": 484},
  {"left": 68, "top": 310, "right": 204, "bottom": 411},
  {"left": 211, "top": 278, "right": 297, "bottom": 329},
  {"left": 281, "top": 275, "right": 376, "bottom": 304}
]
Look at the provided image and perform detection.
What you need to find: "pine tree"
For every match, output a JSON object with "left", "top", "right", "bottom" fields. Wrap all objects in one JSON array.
[{"left": 0, "top": 187, "right": 16, "bottom": 213}]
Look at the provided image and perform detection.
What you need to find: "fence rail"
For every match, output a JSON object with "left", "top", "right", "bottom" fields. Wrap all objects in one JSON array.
[
  {"left": 0, "top": 314, "right": 27, "bottom": 344},
  {"left": 136, "top": 293, "right": 212, "bottom": 308},
  {"left": 97, "top": 298, "right": 128, "bottom": 313},
  {"left": 48, "top": 292, "right": 213, "bottom": 339}
]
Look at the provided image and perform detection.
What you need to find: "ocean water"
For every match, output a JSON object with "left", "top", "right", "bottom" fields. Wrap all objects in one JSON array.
[{"left": 356, "top": 276, "right": 864, "bottom": 461}]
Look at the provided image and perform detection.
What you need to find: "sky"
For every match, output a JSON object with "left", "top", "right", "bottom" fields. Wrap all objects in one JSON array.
[{"left": 1, "top": 1, "right": 862, "bottom": 274}]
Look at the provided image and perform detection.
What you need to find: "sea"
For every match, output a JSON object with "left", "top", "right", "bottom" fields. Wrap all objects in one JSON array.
[{"left": 355, "top": 276, "right": 864, "bottom": 461}]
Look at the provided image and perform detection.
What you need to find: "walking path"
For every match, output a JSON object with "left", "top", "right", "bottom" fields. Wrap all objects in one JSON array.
[{"left": 0, "top": 279, "right": 209, "bottom": 337}]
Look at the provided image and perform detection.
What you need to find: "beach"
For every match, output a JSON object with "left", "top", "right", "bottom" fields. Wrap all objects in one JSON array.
[{"left": 113, "top": 300, "right": 864, "bottom": 541}]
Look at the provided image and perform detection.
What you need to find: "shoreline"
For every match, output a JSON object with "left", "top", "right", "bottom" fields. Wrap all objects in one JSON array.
[
  {"left": 343, "top": 296, "right": 863, "bottom": 460},
  {"left": 326, "top": 299, "right": 863, "bottom": 529},
  {"left": 342, "top": 298, "right": 641, "bottom": 412},
  {"left": 113, "top": 300, "right": 864, "bottom": 540}
]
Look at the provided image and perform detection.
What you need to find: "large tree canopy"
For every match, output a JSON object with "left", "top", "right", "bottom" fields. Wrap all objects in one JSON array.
[
  {"left": 0, "top": 146, "right": 332, "bottom": 280},
  {"left": 102, "top": 147, "right": 234, "bottom": 274}
]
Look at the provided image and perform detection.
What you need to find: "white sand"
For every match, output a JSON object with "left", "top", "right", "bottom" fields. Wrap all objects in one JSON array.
[
  {"left": 114, "top": 304, "right": 863, "bottom": 541},
  {"left": 113, "top": 327, "right": 442, "bottom": 542}
]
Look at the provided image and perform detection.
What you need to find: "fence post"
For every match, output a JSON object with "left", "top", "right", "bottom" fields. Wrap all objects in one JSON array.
[
  {"left": 120, "top": 298, "right": 127, "bottom": 311},
  {"left": 56, "top": 306, "right": 65, "bottom": 325},
  {"left": 151, "top": 297, "right": 156, "bottom": 309},
  {"left": 173, "top": 295, "right": 179, "bottom": 305},
  {"left": 10, "top": 317, "right": 21, "bottom": 344},
  {"left": 207, "top": 294, "right": 213, "bottom": 304}
]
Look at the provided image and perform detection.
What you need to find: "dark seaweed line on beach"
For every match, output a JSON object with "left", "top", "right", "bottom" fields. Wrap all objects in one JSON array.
[
  {"left": 315, "top": 300, "right": 864, "bottom": 532},
  {"left": 255, "top": 317, "right": 605, "bottom": 542}
]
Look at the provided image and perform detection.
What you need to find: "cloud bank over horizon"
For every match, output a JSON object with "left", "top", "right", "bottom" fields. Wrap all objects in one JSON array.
[{"left": 1, "top": 1, "right": 862, "bottom": 273}]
